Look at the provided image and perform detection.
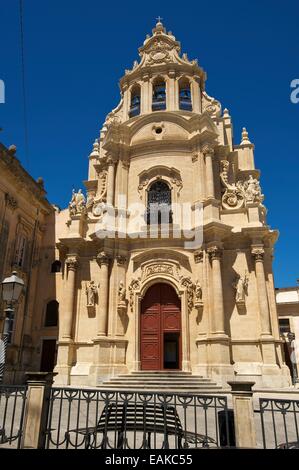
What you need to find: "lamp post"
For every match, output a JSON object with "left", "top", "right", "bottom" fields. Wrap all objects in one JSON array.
[{"left": 0, "top": 272, "right": 24, "bottom": 383}]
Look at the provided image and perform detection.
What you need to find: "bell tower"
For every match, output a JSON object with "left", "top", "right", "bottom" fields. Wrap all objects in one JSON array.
[{"left": 54, "top": 21, "right": 291, "bottom": 389}]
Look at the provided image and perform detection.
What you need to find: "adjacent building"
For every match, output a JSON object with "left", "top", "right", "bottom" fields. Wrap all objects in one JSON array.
[
  {"left": 276, "top": 285, "right": 299, "bottom": 385},
  {"left": 0, "top": 142, "right": 56, "bottom": 383}
]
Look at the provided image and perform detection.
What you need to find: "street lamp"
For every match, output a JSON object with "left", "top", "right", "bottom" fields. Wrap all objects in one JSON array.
[{"left": 0, "top": 272, "right": 24, "bottom": 383}]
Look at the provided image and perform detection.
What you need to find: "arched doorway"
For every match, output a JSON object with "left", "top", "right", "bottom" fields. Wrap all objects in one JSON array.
[{"left": 140, "top": 283, "right": 181, "bottom": 370}]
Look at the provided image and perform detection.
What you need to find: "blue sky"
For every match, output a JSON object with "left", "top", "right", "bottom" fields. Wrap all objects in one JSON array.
[{"left": 0, "top": 0, "right": 298, "bottom": 287}]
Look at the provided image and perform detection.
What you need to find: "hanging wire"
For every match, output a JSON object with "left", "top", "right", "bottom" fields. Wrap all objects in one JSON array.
[{"left": 19, "top": 0, "right": 30, "bottom": 168}]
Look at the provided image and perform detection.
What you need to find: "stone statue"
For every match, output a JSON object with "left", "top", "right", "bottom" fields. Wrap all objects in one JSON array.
[
  {"left": 118, "top": 281, "right": 126, "bottom": 303},
  {"left": 233, "top": 274, "right": 248, "bottom": 303},
  {"left": 195, "top": 280, "right": 202, "bottom": 302},
  {"left": 69, "top": 189, "right": 86, "bottom": 216},
  {"left": 244, "top": 175, "right": 264, "bottom": 204},
  {"left": 86, "top": 280, "right": 97, "bottom": 306}
]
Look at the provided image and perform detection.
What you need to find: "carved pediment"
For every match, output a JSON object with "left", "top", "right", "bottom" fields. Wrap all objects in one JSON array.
[{"left": 140, "top": 260, "right": 181, "bottom": 283}]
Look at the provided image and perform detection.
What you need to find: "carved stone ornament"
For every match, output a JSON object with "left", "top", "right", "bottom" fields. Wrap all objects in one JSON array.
[
  {"left": 141, "top": 261, "right": 181, "bottom": 283},
  {"left": 68, "top": 189, "right": 87, "bottom": 217},
  {"left": 87, "top": 171, "right": 108, "bottom": 216},
  {"left": 66, "top": 256, "right": 78, "bottom": 270},
  {"left": 129, "top": 278, "right": 141, "bottom": 312},
  {"left": 220, "top": 161, "right": 264, "bottom": 210},
  {"left": 207, "top": 246, "right": 222, "bottom": 261},
  {"left": 138, "top": 167, "right": 182, "bottom": 199},
  {"left": 202, "top": 91, "right": 222, "bottom": 117},
  {"left": 251, "top": 247, "right": 264, "bottom": 261},
  {"left": 194, "top": 250, "right": 204, "bottom": 264},
  {"left": 116, "top": 255, "right": 127, "bottom": 266},
  {"left": 202, "top": 144, "right": 214, "bottom": 158},
  {"left": 97, "top": 251, "right": 110, "bottom": 265},
  {"left": 180, "top": 276, "right": 195, "bottom": 312},
  {"left": 5, "top": 193, "right": 18, "bottom": 210}
]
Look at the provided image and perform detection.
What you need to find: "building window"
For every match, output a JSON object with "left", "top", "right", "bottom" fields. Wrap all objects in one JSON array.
[
  {"left": 179, "top": 79, "right": 192, "bottom": 111},
  {"left": 279, "top": 318, "right": 291, "bottom": 334},
  {"left": 129, "top": 85, "right": 141, "bottom": 118},
  {"left": 14, "top": 234, "right": 28, "bottom": 269},
  {"left": 146, "top": 180, "right": 173, "bottom": 225},
  {"left": 152, "top": 78, "right": 166, "bottom": 111},
  {"left": 0, "top": 220, "right": 9, "bottom": 281},
  {"left": 45, "top": 300, "right": 59, "bottom": 327},
  {"left": 51, "top": 260, "right": 62, "bottom": 273}
]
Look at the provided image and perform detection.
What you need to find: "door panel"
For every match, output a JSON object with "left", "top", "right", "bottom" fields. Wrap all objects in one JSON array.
[
  {"left": 40, "top": 339, "right": 57, "bottom": 372},
  {"left": 141, "top": 283, "right": 181, "bottom": 370}
]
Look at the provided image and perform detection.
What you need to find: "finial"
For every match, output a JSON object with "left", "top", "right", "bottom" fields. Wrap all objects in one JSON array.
[
  {"left": 90, "top": 139, "right": 99, "bottom": 157},
  {"left": 241, "top": 127, "right": 251, "bottom": 145},
  {"left": 223, "top": 108, "right": 230, "bottom": 118},
  {"left": 36, "top": 177, "right": 44, "bottom": 188},
  {"left": 153, "top": 17, "right": 166, "bottom": 34},
  {"left": 8, "top": 144, "right": 17, "bottom": 155}
]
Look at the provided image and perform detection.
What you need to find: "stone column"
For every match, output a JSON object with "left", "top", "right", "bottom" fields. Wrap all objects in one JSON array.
[
  {"left": 62, "top": 255, "right": 78, "bottom": 340},
  {"left": 251, "top": 247, "right": 272, "bottom": 336},
  {"left": 107, "top": 157, "right": 116, "bottom": 206},
  {"left": 122, "top": 83, "right": 129, "bottom": 120},
  {"left": 116, "top": 255, "right": 128, "bottom": 336},
  {"left": 141, "top": 73, "right": 150, "bottom": 114},
  {"left": 207, "top": 246, "right": 225, "bottom": 335},
  {"left": 97, "top": 251, "right": 110, "bottom": 336},
  {"left": 191, "top": 77, "right": 201, "bottom": 114},
  {"left": 167, "top": 70, "right": 176, "bottom": 110},
  {"left": 203, "top": 145, "right": 215, "bottom": 199},
  {"left": 228, "top": 381, "right": 257, "bottom": 448},
  {"left": 22, "top": 372, "right": 56, "bottom": 449}
]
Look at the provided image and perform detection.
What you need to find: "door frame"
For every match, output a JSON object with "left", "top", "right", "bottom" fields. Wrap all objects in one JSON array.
[{"left": 133, "top": 277, "right": 191, "bottom": 372}]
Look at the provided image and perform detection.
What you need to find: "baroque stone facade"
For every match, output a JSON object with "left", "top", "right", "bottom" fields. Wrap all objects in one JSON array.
[{"left": 37, "top": 22, "right": 293, "bottom": 388}]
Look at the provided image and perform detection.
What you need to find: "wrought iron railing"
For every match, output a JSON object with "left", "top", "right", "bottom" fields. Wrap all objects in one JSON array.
[
  {"left": 0, "top": 385, "right": 27, "bottom": 449},
  {"left": 257, "top": 398, "right": 299, "bottom": 449},
  {"left": 44, "top": 388, "right": 232, "bottom": 449}
]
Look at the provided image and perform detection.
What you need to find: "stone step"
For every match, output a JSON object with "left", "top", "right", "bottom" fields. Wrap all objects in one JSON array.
[
  {"left": 96, "top": 385, "right": 222, "bottom": 392},
  {"left": 103, "top": 378, "right": 214, "bottom": 384},
  {"left": 119, "top": 376, "right": 204, "bottom": 380},
  {"left": 129, "top": 371, "right": 194, "bottom": 375}
]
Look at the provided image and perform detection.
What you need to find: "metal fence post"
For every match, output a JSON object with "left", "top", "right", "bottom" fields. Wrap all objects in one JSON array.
[
  {"left": 21, "top": 372, "right": 56, "bottom": 449},
  {"left": 228, "top": 381, "right": 257, "bottom": 449}
]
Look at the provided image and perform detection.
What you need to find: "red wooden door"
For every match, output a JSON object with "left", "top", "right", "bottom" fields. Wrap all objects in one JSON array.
[{"left": 141, "top": 283, "right": 181, "bottom": 370}]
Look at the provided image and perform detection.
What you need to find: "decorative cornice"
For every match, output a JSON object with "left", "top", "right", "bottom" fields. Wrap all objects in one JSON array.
[{"left": 0, "top": 143, "right": 53, "bottom": 213}]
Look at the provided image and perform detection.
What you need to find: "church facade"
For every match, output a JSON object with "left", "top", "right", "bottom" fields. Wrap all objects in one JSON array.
[{"left": 50, "top": 21, "right": 290, "bottom": 388}]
